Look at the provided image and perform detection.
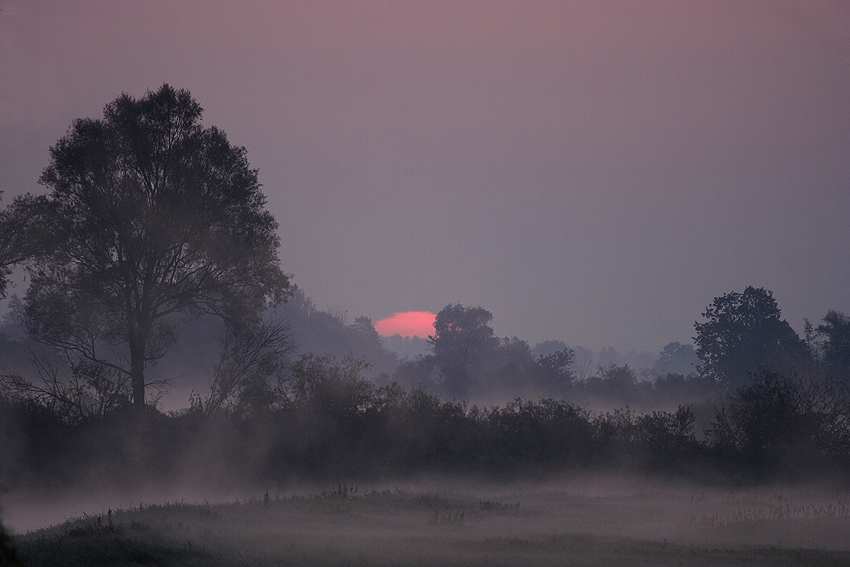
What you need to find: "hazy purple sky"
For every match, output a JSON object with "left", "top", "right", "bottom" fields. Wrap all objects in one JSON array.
[{"left": 1, "top": 1, "right": 848, "bottom": 351}]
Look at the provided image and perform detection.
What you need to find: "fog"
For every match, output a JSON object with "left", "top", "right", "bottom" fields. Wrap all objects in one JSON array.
[{"left": 7, "top": 474, "right": 850, "bottom": 567}]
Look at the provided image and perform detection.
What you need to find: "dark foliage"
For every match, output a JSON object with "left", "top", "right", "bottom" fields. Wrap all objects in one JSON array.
[
  {"left": 3, "top": 357, "right": 849, "bottom": 494},
  {"left": 653, "top": 342, "right": 699, "bottom": 376},
  {"left": 9, "top": 85, "right": 290, "bottom": 407},
  {"left": 707, "top": 371, "right": 850, "bottom": 480},
  {"left": 812, "top": 310, "right": 850, "bottom": 383},
  {"left": 0, "top": 517, "right": 20, "bottom": 567},
  {"left": 428, "top": 304, "right": 497, "bottom": 398},
  {"left": 272, "top": 288, "right": 399, "bottom": 375},
  {"left": 391, "top": 305, "right": 579, "bottom": 401},
  {"left": 0, "top": 192, "right": 45, "bottom": 301},
  {"left": 196, "top": 318, "right": 296, "bottom": 416},
  {"left": 15, "top": 531, "right": 213, "bottom": 567},
  {"left": 694, "top": 287, "right": 808, "bottom": 388}
]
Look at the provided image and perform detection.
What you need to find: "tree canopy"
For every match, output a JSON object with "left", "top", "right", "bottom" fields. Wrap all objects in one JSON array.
[
  {"left": 693, "top": 286, "right": 807, "bottom": 388},
  {"left": 813, "top": 310, "right": 850, "bottom": 382},
  {"left": 428, "top": 304, "right": 496, "bottom": 397},
  {"left": 12, "top": 84, "right": 290, "bottom": 407},
  {"left": 0, "top": 192, "right": 45, "bottom": 299},
  {"left": 653, "top": 342, "right": 699, "bottom": 377}
]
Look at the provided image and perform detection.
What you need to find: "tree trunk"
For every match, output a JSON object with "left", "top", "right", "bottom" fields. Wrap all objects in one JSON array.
[{"left": 130, "top": 335, "right": 146, "bottom": 407}]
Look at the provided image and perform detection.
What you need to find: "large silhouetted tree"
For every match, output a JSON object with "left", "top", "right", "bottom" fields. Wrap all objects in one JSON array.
[
  {"left": 694, "top": 287, "right": 807, "bottom": 388},
  {"left": 13, "top": 85, "right": 290, "bottom": 408}
]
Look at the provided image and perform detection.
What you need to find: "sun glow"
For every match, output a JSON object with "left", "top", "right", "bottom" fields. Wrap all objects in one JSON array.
[{"left": 374, "top": 311, "right": 436, "bottom": 339}]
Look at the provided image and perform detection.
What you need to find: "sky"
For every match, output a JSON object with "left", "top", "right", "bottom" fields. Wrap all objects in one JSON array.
[{"left": 1, "top": 1, "right": 848, "bottom": 352}]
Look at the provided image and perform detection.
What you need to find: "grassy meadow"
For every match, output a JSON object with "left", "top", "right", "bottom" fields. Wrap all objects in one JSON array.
[{"left": 12, "top": 478, "right": 850, "bottom": 566}]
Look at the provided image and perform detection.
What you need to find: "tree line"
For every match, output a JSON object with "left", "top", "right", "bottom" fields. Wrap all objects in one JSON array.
[
  {"left": 391, "top": 290, "right": 848, "bottom": 403},
  {"left": 1, "top": 85, "right": 849, "bottom": 495},
  {"left": 1, "top": 354, "right": 849, "bottom": 491}
]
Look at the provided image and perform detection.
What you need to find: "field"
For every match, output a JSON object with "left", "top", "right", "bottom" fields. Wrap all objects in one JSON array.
[{"left": 12, "top": 477, "right": 850, "bottom": 567}]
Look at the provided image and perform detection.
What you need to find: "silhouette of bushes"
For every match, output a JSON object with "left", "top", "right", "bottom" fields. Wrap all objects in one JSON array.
[
  {"left": 707, "top": 372, "right": 850, "bottom": 480},
  {"left": 2, "top": 359, "right": 849, "bottom": 492}
]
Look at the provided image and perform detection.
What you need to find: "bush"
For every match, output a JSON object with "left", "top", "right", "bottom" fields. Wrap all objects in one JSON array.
[
  {"left": 0, "top": 517, "right": 20, "bottom": 567},
  {"left": 708, "top": 372, "right": 850, "bottom": 479}
]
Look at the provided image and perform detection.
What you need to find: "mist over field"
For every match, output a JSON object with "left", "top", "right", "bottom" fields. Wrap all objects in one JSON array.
[{"left": 7, "top": 476, "right": 850, "bottom": 566}]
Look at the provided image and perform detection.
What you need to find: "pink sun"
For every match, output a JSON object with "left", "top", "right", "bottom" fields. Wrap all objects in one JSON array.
[{"left": 374, "top": 311, "right": 436, "bottom": 339}]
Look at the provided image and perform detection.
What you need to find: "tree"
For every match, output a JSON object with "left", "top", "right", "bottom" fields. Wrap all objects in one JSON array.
[
  {"left": 584, "top": 363, "right": 642, "bottom": 404},
  {"left": 349, "top": 316, "right": 385, "bottom": 356},
  {"left": 0, "top": 192, "right": 45, "bottom": 299},
  {"left": 653, "top": 342, "right": 699, "bottom": 377},
  {"left": 485, "top": 336, "right": 537, "bottom": 395},
  {"left": 708, "top": 371, "right": 850, "bottom": 476},
  {"left": 534, "top": 345, "right": 575, "bottom": 394},
  {"left": 814, "top": 310, "right": 850, "bottom": 382},
  {"left": 1, "top": 348, "right": 131, "bottom": 423},
  {"left": 428, "top": 304, "right": 496, "bottom": 397},
  {"left": 199, "top": 319, "right": 296, "bottom": 416},
  {"left": 694, "top": 287, "right": 807, "bottom": 388},
  {"left": 12, "top": 85, "right": 290, "bottom": 408}
]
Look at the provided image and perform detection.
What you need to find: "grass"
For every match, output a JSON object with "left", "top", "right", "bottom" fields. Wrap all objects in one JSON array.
[{"left": 12, "top": 482, "right": 850, "bottom": 566}]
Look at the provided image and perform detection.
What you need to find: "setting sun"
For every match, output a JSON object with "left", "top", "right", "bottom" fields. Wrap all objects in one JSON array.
[{"left": 374, "top": 311, "right": 436, "bottom": 339}]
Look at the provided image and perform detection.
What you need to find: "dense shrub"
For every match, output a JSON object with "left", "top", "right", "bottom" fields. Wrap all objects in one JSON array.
[
  {"left": 707, "top": 372, "right": 850, "bottom": 479},
  {"left": 2, "top": 360, "right": 849, "bottom": 492}
]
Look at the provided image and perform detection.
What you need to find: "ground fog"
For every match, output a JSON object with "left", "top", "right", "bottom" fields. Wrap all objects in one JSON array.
[{"left": 9, "top": 475, "right": 850, "bottom": 567}]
